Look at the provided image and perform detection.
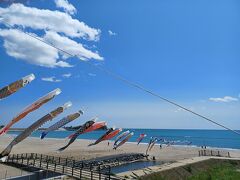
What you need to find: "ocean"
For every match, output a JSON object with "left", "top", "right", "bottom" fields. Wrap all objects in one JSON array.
[{"left": 7, "top": 129, "right": 240, "bottom": 150}]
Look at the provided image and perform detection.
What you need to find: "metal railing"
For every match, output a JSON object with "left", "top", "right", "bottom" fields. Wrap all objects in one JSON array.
[
  {"left": 198, "top": 149, "right": 231, "bottom": 158},
  {"left": 6, "top": 153, "right": 120, "bottom": 180}
]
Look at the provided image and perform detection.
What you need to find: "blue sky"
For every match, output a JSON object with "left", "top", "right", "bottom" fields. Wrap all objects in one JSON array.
[{"left": 0, "top": 0, "right": 239, "bottom": 129}]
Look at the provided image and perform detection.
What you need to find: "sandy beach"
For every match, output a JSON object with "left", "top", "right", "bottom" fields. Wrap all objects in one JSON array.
[
  {"left": 1, "top": 134, "right": 240, "bottom": 179},
  {"left": 1, "top": 135, "right": 240, "bottom": 162}
]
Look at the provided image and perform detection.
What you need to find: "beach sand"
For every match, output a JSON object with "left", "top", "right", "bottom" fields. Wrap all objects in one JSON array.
[
  {"left": 1, "top": 135, "right": 240, "bottom": 162},
  {"left": 1, "top": 135, "right": 240, "bottom": 179}
]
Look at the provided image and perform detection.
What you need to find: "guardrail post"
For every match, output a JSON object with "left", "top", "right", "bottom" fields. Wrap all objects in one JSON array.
[
  {"left": 33, "top": 154, "right": 36, "bottom": 166},
  {"left": 12, "top": 154, "right": 14, "bottom": 163},
  {"left": 21, "top": 154, "right": 24, "bottom": 164},
  {"left": 90, "top": 164, "right": 93, "bottom": 179},
  {"left": 65, "top": 158, "right": 68, "bottom": 166},
  {"left": 228, "top": 152, "right": 230, "bottom": 157},
  {"left": 99, "top": 164, "right": 101, "bottom": 180},
  {"left": 108, "top": 165, "right": 111, "bottom": 180},
  {"left": 46, "top": 156, "right": 49, "bottom": 169},
  {"left": 40, "top": 154, "right": 42, "bottom": 168},
  {"left": 72, "top": 160, "right": 75, "bottom": 176},
  {"left": 79, "top": 169, "right": 82, "bottom": 179},
  {"left": 54, "top": 161, "right": 57, "bottom": 172},
  {"left": 17, "top": 154, "right": 19, "bottom": 163}
]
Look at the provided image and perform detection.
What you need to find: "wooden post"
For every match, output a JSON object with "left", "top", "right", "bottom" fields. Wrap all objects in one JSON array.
[
  {"left": 218, "top": 151, "right": 220, "bottom": 156},
  {"left": 58, "top": 157, "right": 61, "bottom": 164}
]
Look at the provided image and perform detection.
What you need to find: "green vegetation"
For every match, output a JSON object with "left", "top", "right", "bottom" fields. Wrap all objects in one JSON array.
[
  {"left": 188, "top": 163, "right": 240, "bottom": 180},
  {"left": 140, "top": 159, "right": 240, "bottom": 180}
]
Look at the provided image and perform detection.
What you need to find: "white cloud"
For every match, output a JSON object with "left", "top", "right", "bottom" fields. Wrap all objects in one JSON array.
[
  {"left": 209, "top": 96, "right": 238, "bottom": 103},
  {"left": 0, "top": 4, "right": 103, "bottom": 68},
  {"left": 108, "top": 30, "right": 117, "bottom": 36},
  {"left": 44, "top": 31, "right": 103, "bottom": 60},
  {"left": 0, "top": 29, "right": 71, "bottom": 68},
  {"left": 0, "top": 3, "right": 100, "bottom": 41},
  {"left": 41, "top": 76, "right": 62, "bottom": 82},
  {"left": 62, "top": 73, "right": 72, "bottom": 78},
  {"left": 55, "top": 0, "right": 76, "bottom": 15}
]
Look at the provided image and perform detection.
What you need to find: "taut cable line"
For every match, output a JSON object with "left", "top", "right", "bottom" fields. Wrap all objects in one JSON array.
[{"left": 1, "top": 18, "right": 239, "bottom": 136}]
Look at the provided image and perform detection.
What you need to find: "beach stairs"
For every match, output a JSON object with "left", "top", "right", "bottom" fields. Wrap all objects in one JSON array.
[{"left": 4, "top": 153, "right": 121, "bottom": 180}]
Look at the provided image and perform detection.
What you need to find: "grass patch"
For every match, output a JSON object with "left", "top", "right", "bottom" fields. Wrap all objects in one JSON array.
[{"left": 188, "top": 162, "right": 240, "bottom": 180}]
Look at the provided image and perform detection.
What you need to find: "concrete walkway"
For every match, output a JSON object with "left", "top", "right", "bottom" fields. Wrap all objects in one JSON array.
[{"left": 117, "top": 156, "right": 240, "bottom": 179}]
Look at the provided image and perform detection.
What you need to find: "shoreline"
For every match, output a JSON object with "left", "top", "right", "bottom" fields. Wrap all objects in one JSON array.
[
  {"left": 1, "top": 135, "right": 240, "bottom": 161},
  {"left": 5, "top": 132, "right": 240, "bottom": 151}
]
